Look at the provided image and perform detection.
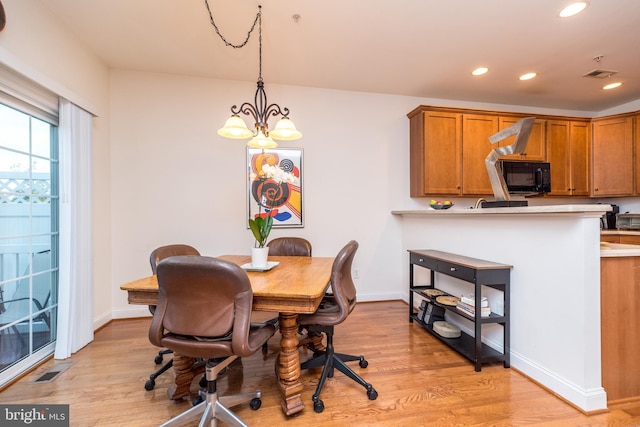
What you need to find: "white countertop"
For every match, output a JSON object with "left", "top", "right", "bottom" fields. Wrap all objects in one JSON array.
[
  {"left": 600, "top": 242, "right": 640, "bottom": 257},
  {"left": 392, "top": 204, "right": 611, "bottom": 216},
  {"left": 601, "top": 230, "right": 640, "bottom": 235}
]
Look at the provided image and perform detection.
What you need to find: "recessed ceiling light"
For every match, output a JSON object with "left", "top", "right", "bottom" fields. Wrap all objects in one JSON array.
[
  {"left": 472, "top": 67, "right": 488, "bottom": 76},
  {"left": 603, "top": 82, "right": 622, "bottom": 90},
  {"left": 519, "top": 72, "right": 537, "bottom": 81},
  {"left": 559, "top": 1, "right": 589, "bottom": 18}
]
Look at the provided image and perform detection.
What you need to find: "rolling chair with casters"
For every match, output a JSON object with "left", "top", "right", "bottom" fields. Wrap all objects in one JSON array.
[
  {"left": 145, "top": 244, "right": 201, "bottom": 391},
  {"left": 297, "top": 240, "right": 378, "bottom": 413},
  {"left": 150, "top": 255, "right": 276, "bottom": 427}
]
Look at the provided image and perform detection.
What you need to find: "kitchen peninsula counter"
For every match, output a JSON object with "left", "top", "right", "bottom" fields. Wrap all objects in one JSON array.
[
  {"left": 600, "top": 242, "right": 640, "bottom": 257},
  {"left": 392, "top": 204, "right": 611, "bottom": 216},
  {"left": 393, "top": 204, "right": 611, "bottom": 412}
]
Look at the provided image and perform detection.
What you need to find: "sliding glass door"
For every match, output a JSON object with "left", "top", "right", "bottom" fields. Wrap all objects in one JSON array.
[{"left": 0, "top": 102, "right": 58, "bottom": 379}]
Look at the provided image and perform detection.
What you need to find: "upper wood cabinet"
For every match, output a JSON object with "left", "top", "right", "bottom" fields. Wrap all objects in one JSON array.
[
  {"left": 409, "top": 110, "right": 462, "bottom": 196},
  {"left": 408, "top": 105, "right": 640, "bottom": 199},
  {"left": 461, "top": 114, "right": 496, "bottom": 195},
  {"left": 498, "top": 117, "right": 546, "bottom": 161},
  {"left": 591, "top": 115, "right": 634, "bottom": 197},
  {"left": 546, "top": 120, "right": 590, "bottom": 196},
  {"left": 635, "top": 114, "right": 640, "bottom": 195}
]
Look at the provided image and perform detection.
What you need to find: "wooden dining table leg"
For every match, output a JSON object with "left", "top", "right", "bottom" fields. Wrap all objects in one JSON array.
[
  {"left": 276, "top": 312, "right": 305, "bottom": 416},
  {"left": 167, "top": 352, "right": 205, "bottom": 402}
]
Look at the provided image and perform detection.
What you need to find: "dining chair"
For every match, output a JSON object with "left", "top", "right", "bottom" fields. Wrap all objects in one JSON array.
[
  {"left": 150, "top": 255, "right": 276, "bottom": 426},
  {"left": 0, "top": 250, "right": 52, "bottom": 359},
  {"left": 145, "top": 244, "right": 201, "bottom": 391},
  {"left": 266, "top": 237, "right": 312, "bottom": 257},
  {"left": 297, "top": 240, "right": 378, "bottom": 413}
]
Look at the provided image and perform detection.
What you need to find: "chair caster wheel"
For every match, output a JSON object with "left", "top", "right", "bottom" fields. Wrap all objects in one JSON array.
[
  {"left": 313, "top": 399, "right": 325, "bottom": 413},
  {"left": 367, "top": 387, "right": 378, "bottom": 400},
  {"left": 250, "top": 398, "right": 262, "bottom": 410},
  {"left": 192, "top": 395, "right": 204, "bottom": 406},
  {"left": 154, "top": 355, "right": 163, "bottom": 364},
  {"left": 359, "top": 358, "right": 368, "bottom": 368},
  {"left": 144, "top": 379, "right": 155, "bottom": 391},
  {"left": 199, "top": 375, "right": 207, "bottom": 388}
]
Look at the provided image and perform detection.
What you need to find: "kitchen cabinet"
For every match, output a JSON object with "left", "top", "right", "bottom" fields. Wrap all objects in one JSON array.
[
  {"left": 600, "top": 256, "right": 640, "bottom": 403},
  {"left": 408, "top": 105, "right": 640, "bottom": 199},
  {"left": 601, "top": 231, "right": 640, "bottom": 245},
  {"left": 498, "top": 117, "right": 546, "bottom": 161},
  {"left": 635, "top": 114, "right": 640, "bottom": 195},
  {"left": 461, "top": 114, "right": 497, "bottom": 195},
  {"left": 408, "top": 249, "right": 511, "bottom": 372},
  {"left": 409, "top": 110, "right": 462, "bottom": 196},
  {"left": 546, "top": 120, "right": 590, "bottom": 196},
  {"left": 618, "top": 235, "right": 640, "bottom": 245},
  {"left": 591, "top": 115, "right": 634, "bottom": 196}
]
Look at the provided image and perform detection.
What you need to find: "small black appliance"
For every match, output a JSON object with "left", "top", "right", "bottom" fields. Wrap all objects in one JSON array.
[{"left": 602, "top": 204, "right": 619, "bottom": 229}]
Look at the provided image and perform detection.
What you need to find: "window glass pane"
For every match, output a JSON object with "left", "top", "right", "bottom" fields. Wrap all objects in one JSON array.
[
  {"left": 0, "top": 148, "right": 29, "bottom": 173},
  {"left": 31, "top": 118, "right": 51, "bottom": 159},
  {"left": 0, "top": 104, "right": 29, "bottom": 153},
  {"left": 0, "top": 237, "right": 30, "bottom": 274},
  {"left": 32, "top": 158, "right": 51, "bottom": 201}
]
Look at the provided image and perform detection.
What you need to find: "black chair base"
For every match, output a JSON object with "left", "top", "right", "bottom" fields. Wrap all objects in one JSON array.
[
  {"left": 145, "top": 349, "right": 174, "bottom": 391},
  {"left": 300, "top": 325, "right": 377, "bottom": 413},
  {"left": 160, "top": 356, "right": 262, "bottom": 427}
]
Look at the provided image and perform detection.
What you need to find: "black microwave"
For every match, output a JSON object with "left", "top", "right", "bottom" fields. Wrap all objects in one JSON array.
[{"left": 498, "top": 160, "right": 551, "bottom": 194}]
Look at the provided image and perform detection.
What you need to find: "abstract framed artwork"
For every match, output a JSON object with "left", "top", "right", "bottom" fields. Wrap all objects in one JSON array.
[{"left": 247, "top": 148, "right": 303, "bottom": 228}]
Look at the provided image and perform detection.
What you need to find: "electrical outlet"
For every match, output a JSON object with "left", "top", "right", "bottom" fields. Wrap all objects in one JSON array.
[{"left": 353, "top": 268, "right": 360, "bottom": 279}]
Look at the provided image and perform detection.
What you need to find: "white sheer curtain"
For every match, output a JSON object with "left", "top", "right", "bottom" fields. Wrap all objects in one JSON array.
[{"left": 54, "top": 99, "right": 94, "bottom": 359}]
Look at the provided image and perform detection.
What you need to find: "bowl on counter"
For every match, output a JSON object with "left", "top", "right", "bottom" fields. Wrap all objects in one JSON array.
[{"left": 430, "top": 201, "right": 453, "bottom": 210}]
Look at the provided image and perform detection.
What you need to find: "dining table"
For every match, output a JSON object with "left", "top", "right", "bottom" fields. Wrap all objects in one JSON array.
[{"left": 120, "top": 254, "right": 334, "bottom": 416}]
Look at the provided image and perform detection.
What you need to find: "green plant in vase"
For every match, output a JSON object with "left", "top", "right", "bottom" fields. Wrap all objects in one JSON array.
[{"left": 248, "top": 163, "right": 298, "bottom": 248}]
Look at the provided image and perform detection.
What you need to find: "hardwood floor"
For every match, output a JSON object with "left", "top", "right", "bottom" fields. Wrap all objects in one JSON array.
[{"left": 1, "top": 301, "right": 639, "bottom": 426}]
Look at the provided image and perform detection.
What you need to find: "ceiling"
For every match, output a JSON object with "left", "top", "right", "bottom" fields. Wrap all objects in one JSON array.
[{"left": 40, "top": 0, "right": 640, "bottom": 112}]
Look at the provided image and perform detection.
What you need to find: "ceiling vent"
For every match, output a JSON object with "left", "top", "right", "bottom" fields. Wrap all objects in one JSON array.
[{"left": 583, "top": 69, "right": 618, "bottom": 79}]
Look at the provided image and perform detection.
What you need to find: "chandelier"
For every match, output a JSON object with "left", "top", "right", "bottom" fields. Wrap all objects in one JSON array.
[{"left": 207, "top": 2, "right": 302, "bottom": 148}]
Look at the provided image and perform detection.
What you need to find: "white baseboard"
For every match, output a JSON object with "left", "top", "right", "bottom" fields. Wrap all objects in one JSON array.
[
  {"left": 112, "top": 306, "right": 152, "bottom": 320},
  {"left": 357, "top": 291, "right": 404, "bottom": 302},
  {"left": 510, "top": 351, "right": 607, "bottom": 412},
  {"left": 93, "top": 310, "right": 112, "bottom": 330}
]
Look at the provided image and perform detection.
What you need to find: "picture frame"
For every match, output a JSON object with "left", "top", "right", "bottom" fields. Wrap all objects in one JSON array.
[{"left": 247, "top": 148, "right": 303, "bottom": 228}]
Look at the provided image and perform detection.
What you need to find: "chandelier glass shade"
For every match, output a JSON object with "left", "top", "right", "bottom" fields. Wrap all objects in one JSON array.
[
  {"left": 217, "top": 115, "right": 253, "bottom": 139},
  {"left": 210, "top": 3, "right": 302, "bottom": 148}
]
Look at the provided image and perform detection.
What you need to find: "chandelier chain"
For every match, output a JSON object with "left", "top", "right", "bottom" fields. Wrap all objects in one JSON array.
[
  {"left": 212, "top": 1, "right": 300, "bottom": 145},
  {"left": 204, "top": 0, "right": 262, "bottom": 53}
]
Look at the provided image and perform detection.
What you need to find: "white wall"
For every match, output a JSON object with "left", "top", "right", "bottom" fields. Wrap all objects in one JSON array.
[{"left": 109, "top": 70, "right": 417, "bottom": 317}]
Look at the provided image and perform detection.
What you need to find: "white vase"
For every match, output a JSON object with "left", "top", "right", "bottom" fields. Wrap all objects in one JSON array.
[{"left": 251, "top": 247, "right": 269, "bottom": 268}]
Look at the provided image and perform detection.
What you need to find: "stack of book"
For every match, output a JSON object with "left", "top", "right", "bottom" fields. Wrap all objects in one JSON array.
[{"left": 456, "top": 294, "right": 491, "bottom": 317}]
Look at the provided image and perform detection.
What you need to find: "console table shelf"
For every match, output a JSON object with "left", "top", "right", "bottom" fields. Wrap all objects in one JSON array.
[{"left": 408, "top": 249, "right": 512, "bottom": 371}]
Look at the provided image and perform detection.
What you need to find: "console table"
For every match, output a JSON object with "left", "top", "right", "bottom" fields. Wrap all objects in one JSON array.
[{"left": 408, "top": 249, "right": 512, "bottom": 371}]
